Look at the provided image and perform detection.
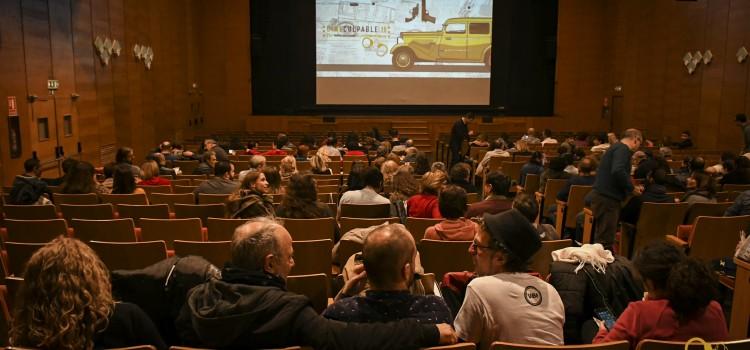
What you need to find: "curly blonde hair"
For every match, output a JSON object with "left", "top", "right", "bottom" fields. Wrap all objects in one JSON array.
[
  {"left": 420, "top": 170, "right": 447, "bottom": 195},
  {"left": 10, "top": 237, "right": 114, "bottom": 350}
]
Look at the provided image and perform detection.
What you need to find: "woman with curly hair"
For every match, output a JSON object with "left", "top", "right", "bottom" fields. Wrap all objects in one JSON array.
[
  {"left": 593, "top": 242, "right": 728, "bottom": 348},
  {"left": 407, "top": 170, "right": 447, "bottom": 218},
  {"left": 263, "top": 166, "right": 284, "bottom": 195},
  {"left": 227, "top": 171, "right": 275, "bottom": 219},
  {"left": 279, "top": 155, "right": 298, "bottom": 181},
  {"left": 276, "top": 174, "right": 333, "bottom": 219},
  {"left": 10, "top": 237, "right": 165, "bottom": 350},
  {"left": 380, "top": 160, "right": 400, "bottom": 195},
  {"left": 389, "top": 165, "right": 419, "bottom": 203},
  {"left": 310, "top": 154, "right": 334, "bottom": 175}
]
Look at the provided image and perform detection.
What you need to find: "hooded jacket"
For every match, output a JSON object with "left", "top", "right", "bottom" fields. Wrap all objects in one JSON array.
[
  {"left": 176, "top": 267, "right": 439, "bottom": 349},
  {"left": 424, "top": 219, "right": 477, "bottom": 241}
]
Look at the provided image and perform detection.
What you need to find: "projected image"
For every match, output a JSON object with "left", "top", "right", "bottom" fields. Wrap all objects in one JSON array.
[{"left": 316, "top": 0, "right": 494, "bottom": 105}]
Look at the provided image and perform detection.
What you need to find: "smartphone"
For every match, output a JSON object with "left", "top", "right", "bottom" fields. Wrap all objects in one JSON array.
[{"left": 594, "top": 308, "right": 616, "bottom": 331}]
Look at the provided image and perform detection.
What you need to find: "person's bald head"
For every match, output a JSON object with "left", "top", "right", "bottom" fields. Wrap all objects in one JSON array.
[
  {"left": 231, "top": 217, "right": 295, "bottom": 279},
  {"left": 362, "top": 224, "right": 416, "bottom": 290}
]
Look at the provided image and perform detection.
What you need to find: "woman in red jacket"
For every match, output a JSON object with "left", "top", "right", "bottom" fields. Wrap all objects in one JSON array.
[
  {"left": 593, "top": 242, "right": 728, "bottom": 349},
  {"left": 407, "top": 170, "right": 447, "bottom": 218},
  {"left": 138, "top": 160, "right": 171, "bottom": 186}
]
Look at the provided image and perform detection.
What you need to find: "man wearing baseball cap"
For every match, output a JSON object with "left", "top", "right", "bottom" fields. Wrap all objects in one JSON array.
[{"left": 454, "top": 209, "right": 565, "bottom": 349}]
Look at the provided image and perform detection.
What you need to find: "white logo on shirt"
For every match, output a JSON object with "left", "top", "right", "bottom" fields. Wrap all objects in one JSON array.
[{"left": 524, "top": 286, "right": 542, "bottom": 306}]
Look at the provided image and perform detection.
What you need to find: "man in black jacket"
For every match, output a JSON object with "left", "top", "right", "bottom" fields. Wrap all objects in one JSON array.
[
  {"left": 176, "top": 217, "right": 456, "bottom": 349},
  {"left": 449, "top": 113, "right": 475, "bottom": 167},
  {"left": 590, "top": 129, "right": 643, "bottom": 250}
]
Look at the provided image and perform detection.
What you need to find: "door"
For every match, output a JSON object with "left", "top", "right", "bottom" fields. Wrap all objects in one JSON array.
[{"left": 438, "top": 22, "right": 468, "bottom": 60}]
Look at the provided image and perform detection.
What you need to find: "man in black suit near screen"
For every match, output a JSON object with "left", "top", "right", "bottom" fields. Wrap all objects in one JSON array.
[{"left": 449, "top": 113, "right": 475, "bottom": 167}]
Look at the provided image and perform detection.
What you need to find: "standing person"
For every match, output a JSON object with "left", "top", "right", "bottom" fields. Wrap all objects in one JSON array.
[
  {"left": 590, "top": 129, "right": 643, "bottom": 250},
  {"left": 449, "top": 113, "right": 475, "bottom": 167},
  {"left": 737, "top": 114, "right": 750, "bottom": 154}
]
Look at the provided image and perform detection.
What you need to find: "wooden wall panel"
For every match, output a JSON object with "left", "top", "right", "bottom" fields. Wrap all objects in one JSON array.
[
  {"left": 719, "top": 0, "right": 750, "bottom": 152},
  {"left": 71, "top": 0, "right": 100, "bottom": 164}
]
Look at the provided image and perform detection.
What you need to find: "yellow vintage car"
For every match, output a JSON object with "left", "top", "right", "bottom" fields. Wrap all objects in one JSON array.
[{"left": 390, "top": 17, "right": 492, "bottom": 70}]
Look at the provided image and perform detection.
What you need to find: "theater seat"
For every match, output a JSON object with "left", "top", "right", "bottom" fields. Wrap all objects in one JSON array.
[{"left": 491, "top": 341, "right": 628, "bottom": 350}]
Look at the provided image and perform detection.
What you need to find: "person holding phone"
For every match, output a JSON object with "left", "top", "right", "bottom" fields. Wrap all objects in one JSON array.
[{"left": 592, "top": 242, "right": 728, "bottom": 348}]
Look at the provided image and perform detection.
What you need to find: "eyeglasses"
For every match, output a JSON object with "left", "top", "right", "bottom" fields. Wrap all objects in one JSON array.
[{"left": 471, "top": 240, "right": 495, "bottom": 251}]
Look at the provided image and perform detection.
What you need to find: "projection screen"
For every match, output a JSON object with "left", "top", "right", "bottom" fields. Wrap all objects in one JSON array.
[{"left": 316, "top": 0, "right": 494, "bottom": 105}]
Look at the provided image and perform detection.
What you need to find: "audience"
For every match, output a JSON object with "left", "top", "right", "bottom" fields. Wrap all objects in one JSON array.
[
  {"left": 476, "top": 140, "right": 510, "bottom": 174},
  {"left": 227, "top": 170, "right": 275, "bottom": 219},
  {"left": 62, "top": 161, "right": 108, "bottom": 194},
  {"left": 673, "top": 130, "right": 693, "bottom": 149},
  {"left": 725, "top": 189, "right": 750, "bottom": 216},
  {"left": 540, "top": 156, "right": 571, "bottom": 190},
  {"left": 295, "top": 144, "right": 310, "bottom": 161},
  {"left": 310, "top": 154, "right": 334, "bottom": 175},
  {"left": 279, "top": 155, "right": 298, "bottom": 181},
  {"left": 520, "top": 127, "right": 541, "bottom": 144},
  {"left": 204, "top": 139, "right": 228, "bottom": 162},
  {"left": 41, "top": 157, "right": 77, "bottom": 186},
  {"left": 193, "top": 151, "right": 217, "bottom": 175},
  {"left": 324, "top": 223, "right": 452, "bottom": 323},
  {"left": 620, "top": 168, "right": 675, "bottom": 226},
  {"left": 720, "top": 155, "right": 750, "bottom": 185},
  {"left": 151, "top": 152, "right": 177, "bottom": 177},
  {"left": 413, "top": 152, "right": 431, "bottom": 175},
  {"left": 381, "top": 160, "right": 400, "bottom": 194},
  {"left": 276, "top": 174, "right": 332, "bottom": 219},
  {"left": 9, "top": 158, "right": 51, "bottom": 205},
  {"left": 238, "top": 155, "right": 266, "bottom": 182},
  {"left": 454, "top": 210, "right": 565, "bottom": 348},
  {"left": 112, "top": 164, "right": 146, "bottom": 195},
  {"left": 115, "top": 147, "right": 141, "bottom": 179},
  {"left": 139, "top": 160, "right": 171, "bottom": 186},
  {"left": 345, "top": 161, "right": 367, "bottom": 191},
  {"left": 541, "top": 129, "right": 558, "bottom": 146},
  {"left": 512, "top": 193, "right": 558, "bottom": 241},
  {"left": 556, "top": 157, "right": 597, "bottom": 202},
  {"left": 263, "top": 134, "right": 290, "bottom": 156},
  {"left": 593, "top": 243, "right": 728, "bottom": 347},
  {"left": 175, "top": 217, "right": 453, "bottom": 348},
  {"left": 465, "top": 171, "right": 512, "bottom": 218},
  {"left": 519, "top": 151, "right": 544, "bottom": 186},
  {"left": 339, "top": 166, "right": 390, "bottom": 208},
  {"left": 424, "top": 185, "right": 478, "bottom": 241},
  {"left": 389, "top": 166, "right": 420, "bottom": 203},
  {"left": 681, "top": 171, "right": 716, "bottom": 204},
  {"left": 263, "top": 166, "right": 284, "bottom": 195},
  {"left": 193, "top": 161, "right": 238, "bottom": 195},
  {"left": 317, "top": 136, "right": 341, "bottom": 158},
  {"left": 11, "top": 237, "right": 166, "bottom": 349},
  {"left": 407, "top": 171, "right": 447, "bottom": 218},
  {"left": 449, "top": 163, "right": 478, "bottom": 194}
]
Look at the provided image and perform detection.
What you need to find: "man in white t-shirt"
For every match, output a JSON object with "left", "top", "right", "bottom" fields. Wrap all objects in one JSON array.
[
  {"left": 454, "top": 209, "right": 565, "bottom": 349},
  {"left": 338, "top": 166, "right": 390, "bottom": 219}
]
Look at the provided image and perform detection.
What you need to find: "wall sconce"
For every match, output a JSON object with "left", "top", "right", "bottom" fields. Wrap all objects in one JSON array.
[
  {"left": 133, "top": 44, "right": 154, "bottom": 70},
  {"left": 738, "top": 47, "right": 749, "bottom": 63},
  {"left": 703, "top": 50, "right": 712, "bottom": 64},
  {"left": 93, "top": 36, "right": 121, "bottom": 66},
  {"left": 27, "top": 94, "right": 38, "bottom": 103}
]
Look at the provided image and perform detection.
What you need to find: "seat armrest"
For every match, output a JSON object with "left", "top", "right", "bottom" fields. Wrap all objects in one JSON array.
[{"left": 665, "top": 234, "right": 688, "bottom": 248}]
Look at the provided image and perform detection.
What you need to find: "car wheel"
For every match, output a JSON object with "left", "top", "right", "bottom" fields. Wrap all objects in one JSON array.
[
  {"left": 484, "top": 50, "right": 492, "bottom": 70},
  {"left": 392, "top": 49, "right": 415, "bottom": 70}
]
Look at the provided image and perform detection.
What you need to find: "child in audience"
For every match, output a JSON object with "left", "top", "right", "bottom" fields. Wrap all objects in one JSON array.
[{"left": 593, "top": 242, "right": 728, "bottom": 348}]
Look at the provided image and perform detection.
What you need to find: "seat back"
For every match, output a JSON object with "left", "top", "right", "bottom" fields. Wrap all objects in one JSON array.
[
  {"left": 635, "top": 338, "right": 750, "bottom": 350},
  {"left": 173, "top": 185, "right": 198, "bottom": 194},
  {"left": 60, "top": 203, "right": 114, "bottom": 223},
  {"left": 491, "top": 341, "right": 629, "bottom": 350},
  {"left": 466, "top": 193, "right": 481, "bottom": 204},
  {"left": 116, "top": 204, "right": 170, "bottom": 226},
  {"left": 282, "top": 217, "right": 336, "bottom": 240},
  {"left": 405, "top": 217, "right": 444, "bottom": 242},
  {"left": 52, "top": 193, "right": 99, "bottom": 205},
  {"left": 684, "top": 202, "right": 733, "bottom": 224},
  {"left": 198, "top": 193, "right": 231, "bottom": 204},
  {"left": 148, "top": 193, "right": 195, "bottom": 211},
  {"left": 487, "top": 156, "right": 511, "bottom": 172},
  {"left": 99, "top": 193, "right": 148, "bottom": 205},
  {"left": 723, "top": 184, "right": 750, "bottom": 192},
  {"left": 71, "top": 218, "right": 137, "bottom": 242},
  {"left": 317, "top": 184, "right": 340, "bottom": 194},
  {"left": 287, "top": 273, "right": 329, "bottom": 314},
  {"left": 541, "top": 179, "right": 568, "bottom": 216},
  {"left": 425, "top": 344, "right": 477, "bottom": 350},
  {"left": 333, "top": 239, "right": 363, "bottom": 267},
  {"left": 139, "top": 185, "right": 174, "bottom": 196},
  {"left": 140, "top": 218, "right": 203, "bottom": 249},
  {"left": 173, "top": 240, "right": 231, "bottom": 267},
  {"left": 633, "top": 202, "right": 690, "bottom": 256},
  {"left": 529, "top": 239, "right": 573, "bottom": 278},
  {"left": 174, "top": 203, "right": 226, "bottom": 223},
  {"left": 5, "top": 219, "right": 68, "bottom": 242},
  {"left": 524, "top": 173, "right": 541, "bottom": 193},
  {"left": 339, "top": 217, "right": 400, "bottom": 235},
  {"left": 500, "top": 161, "right": 525, "bottom": 183},
  {"left": 2, "top": 204, "right": 57, "bottom": 220},
  {"left": 5, "top": 276, "right": 24, "bottom": 314},
  {"left": 172, "top": 160, "right": 200, "bottom": 175},
  {"left": 292, "top": 239, "right": 333, "bottom": 276},
  {"left": 89, "top": 240, "right": 168, "bottom": 270},
  {"left": 5, "top": 242, "right": 46, "bottom": 276},
  {"left": 206, "top": 218, "right": 249, "bottom": 241},
  {"left": 564, "top": 186, "right": 593, "bottom": 229},
  {"left": 339, "top": 203, "right": 391, "bottom": 218},
  {"left": 689, "top": 215, "right": 750, "bottom": 261},
  {"left": 418, "top": 239, "right": 473, "bottom": 281}
]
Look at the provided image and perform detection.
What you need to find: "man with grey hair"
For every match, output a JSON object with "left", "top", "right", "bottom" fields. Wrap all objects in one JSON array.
[
  {"left": 177, "top": 217, "right": 456, "bottom": 349},
  {"left": 590, "top": 128, "right": 643, "bottom": 250},
  {"left": 238, "top": 155, "right": 266, "bottom": 182},
  {"left": 204, "top": 138, "right": 229, "bottom": 162},
  {"left": 323, "top": 224, "right": 451, "bottom": 324}
]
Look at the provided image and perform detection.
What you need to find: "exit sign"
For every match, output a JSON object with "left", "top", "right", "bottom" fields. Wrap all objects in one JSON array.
[{"left": 47, "top": 80, "right": 59, "bottom": 90}]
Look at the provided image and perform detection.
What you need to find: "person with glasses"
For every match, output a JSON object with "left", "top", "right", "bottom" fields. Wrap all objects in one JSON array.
[
  {"left": 454, "top": 209, "right": 565, "bottom": 349},
  {"left": 589, "top": 129, "right": 643, "bottom": 251}
]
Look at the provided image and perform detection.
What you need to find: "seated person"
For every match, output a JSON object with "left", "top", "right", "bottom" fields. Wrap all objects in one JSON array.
[
  {"left": 673, "top": 130, "right": 693, "bottom": 149},
  {"left": 263, "top": 134, "right": 290, "bottom": 156},
  {"left": 454, "top": 210, "right": 565, "bottom": 348},
  {"left": 111, "top": 164, "right": 145, "bottom": 195},
  {"left": 407, "top": 171, "right": 447, "bottom": 219},
  {"left": 11, "top": 237, "right": 165, "bottom": 349},
  {"left": 681, "top": 171, "right": 717, "bottom": 204},
  {"left": 465, "top": 171, "right": 513, "bottom": 218},
  {"left": 724, "top": 189, "right": 750, "bottom": 216},
  {"left": 512, "top": 193, "right": 558, "bottom": 241},
  {"left": 556, "top": 156, "right": 597, "bottom": 202},
  {"left": 42, "top": 157, "right": 77, "bottom": 186},
  {"left": 324, "top": 223, "right": 452, "bottom": 324},
  {"left": 276, "top": 174, "right": 333, "bottom": 219},
  {"left": 519, "top": 151, "right": 544, "bottom": 186},
  {"left": 193, "top": 161, "right": 238, "bottom": 195},
  {"left": 475, "top": 140, "right": 510, "bottom": 175},
  {"left": 238, "top": 155, "right": 266, "bottom": 182},
  {"left": 593, "top": 242, "right": 728, "bottom": 347},
  {"left": 339, "top": 166, "right": 391, "bottom": 208},
  {"left": 176, "top": 217, "right": 455, "bottom": 349},
  {"left": 541, "top": 129, "right": 558, "bottom": 146},
  {"left": 620, "top": 168, "right": 674, "bottom": 226},
  {"left": 139, "top": 160, "right": 171, "bottom": 186},
  {"left": 425, "top": 185, "right": 478, "bottom": 241},
  {"left": 449, "top": 163, "right": 478, "bottom": 194},
  {"left": 192, "top": 151, "right": 216, "bottom": 175},
  {"left": 310, "top": 154, "right": 334, "bottom": 175},
  {"left": 227, "top": 170, "right": 274, "bottom": 219},
  {"left": 540, "top": 157, "right": 571, "bottom": 190},
  {"left": 9, "top": 158, "right": 51, "bottom": 205}
]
